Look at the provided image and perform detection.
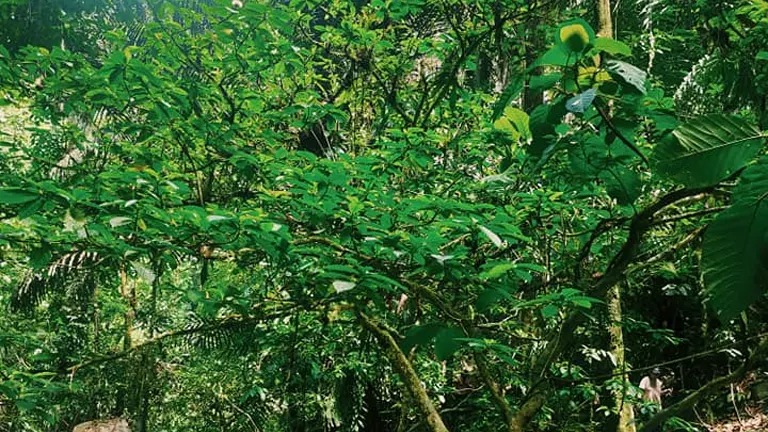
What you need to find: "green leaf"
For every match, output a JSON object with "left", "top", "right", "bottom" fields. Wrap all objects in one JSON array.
[
  {"left": 566, "top": 88, "right": 597, "bottom": 113},
  {"left": 555, "top": 18, "right": 595, "bottom": 54},
  {"left": 606, "top": 60, "right": 647, "bottom": 94},
  {"left": 756, "top": 52, "right": 768, "bottom": 61},
  {"left": 15, "top": 398, "right": 36, "bottom": 412},
  {"left": 494, "top": 107, "right": 530, "bottom": 141},
  {"left": 491, "top": 76, "right": 524, "bottom": 121},
  {"left": 536, "top": 46, "right": 577, "bottom": 67},
  {"left": 17, "top": 198, "right": 44, "bottom": 219},
  {"left": 434, "top": 327, "right": 464, "bottom": 361},
  {"left": 402, "top": 323, "right": 442, "bottom": 352},
  {"left": 29, "top": 247, "right": 52, "bottom": 270},
  {"left": 480, "top": 263, "right": 516, "bottom": 280},
  {"left": 652, "top": 114, "right": 765, "bottom": 188},
  {"left": 0, "top": 188, "right": 38, "bottom": 205},
  {"left": 601, "top": 166, "right": 641, "bottom": 204},
  {"left": 541, "top": 304, "right": 559, "bottom": 318},
  {"left": 530, "top": 73, "right": 562, "bottom": 92},
  {"left": 476, "top": 288, "right": 508, "bottom": 311},
  {"left": 528, "top": 98, "right": 567, "bottom": 157},
  {"left": 592, "top": 38, "right": 632, "bottom": 56},
  {"left": 703, "top": 158, "right": 768, "bottom": 321}
]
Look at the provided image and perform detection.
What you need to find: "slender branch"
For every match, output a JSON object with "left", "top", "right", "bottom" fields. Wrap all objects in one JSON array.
[
  {"left": 650, "top": 206, "right": 727, "bottom": 226},
  {"left": 628, "top": 227, "right": 705, "bottom": 274},
  {"left": 562, "top": 331, "right": 768, "bottom": 382},
  {"left": 359, "top": 312, "right": 450, "bottom": 432},
  {"left": 475, "top": 352, "right": 514, "bottom": 427}
]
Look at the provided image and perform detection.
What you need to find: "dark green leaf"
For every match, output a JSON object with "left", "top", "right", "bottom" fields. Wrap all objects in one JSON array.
[{"left": 653, "top": 114, "right": 765, "bottom": 187}]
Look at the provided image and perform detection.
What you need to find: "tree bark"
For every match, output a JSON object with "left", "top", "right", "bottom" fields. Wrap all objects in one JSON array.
[
  {"left": 509, "top": 390, "right": 547, "bottom": 432},
  {"left": 120, "top": 264, "right": 134, "bottom": 350},
  {"left": 475, "top": 352, "right": 514, "bottom": 426},
  {"left": 597, "top": 0, "right": 614, "bottom": 38},
  {"left": 359, "top": 313, "right": 449, "bottom": 432},
  {"left": 607, "top": 284, "right": 636, "bottom": 432}
]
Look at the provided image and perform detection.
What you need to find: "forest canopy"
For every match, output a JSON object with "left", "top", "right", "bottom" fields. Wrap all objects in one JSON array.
[{"left": 1, "top": 0, "right": 768, "bottom": 431}]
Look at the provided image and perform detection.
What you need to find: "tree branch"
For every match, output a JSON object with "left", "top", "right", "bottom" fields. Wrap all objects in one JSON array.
[{"left": 359, "top": 312, "right": 450, "bottom": 432}]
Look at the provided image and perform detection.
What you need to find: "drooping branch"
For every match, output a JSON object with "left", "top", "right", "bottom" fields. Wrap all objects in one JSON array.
[
  {"left": 359, "top": 312, "right": 450, "bottom": 432},
  {"left": 475, "top": 352, "right": 514, "bottom": 427}
]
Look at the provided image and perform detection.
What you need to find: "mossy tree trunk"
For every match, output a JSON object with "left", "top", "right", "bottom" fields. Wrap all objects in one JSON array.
[
  {"left": 607, "top": 284, "right": 636, "bottom": 432},
  {"left": 359, "top": 313, "right": 450, "bottom": 432}
]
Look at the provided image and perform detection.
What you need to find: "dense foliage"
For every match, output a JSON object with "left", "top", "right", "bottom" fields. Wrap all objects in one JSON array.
[{"left": 1, "top": 0, "right": 768, "bottom": 431}]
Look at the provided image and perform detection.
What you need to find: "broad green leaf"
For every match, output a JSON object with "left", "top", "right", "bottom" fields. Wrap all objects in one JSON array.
[
  {"left": 530, "top": 73, "right": 562, "bottom": 91},
  {"left": 555, "top": 19, "right": 595, "bottom": 54},
  {"left": 601, "top": 166, "right": 641, "bottom": 204},
  {"left": 17, "top": 198, "right": 44, "bottom": 219},
  {"left": 541, "top": 304, "right": 559, "bottom": 318},
  {"left": 434, "top": 327, "right": 464, "bottom": 361},
  {"left": 491, "top": 76, "right": 524, "bottom": 121},
  {"left": 756, "top": 51, "right": 768, "bottom": 61},
  {"left": 703, "top": 158, "right": 768, "bottom": 321},
  {"left": 592, "top": 38, "right": 632, "bottom": 56},
  {"left": 15, "top": 398, "right": 36, "bottom": 412},
  {"left": 0, "top": 188, "right": 38, "bottom": 205},
  {"left": 536, "top": 46, "right": 577, "bottom": 67},
  {"left": 528, "top": 97, "right": 567, "bottom": 157},
  {"left": 29, "top": 247, "right": 52, "bottom": 270},
  {"left": 480, "top": 263, "right": 516, "bottom": 280},
  {"left": 653, "top": 114, "right": 765, "bottom": 188},
  {"left": 476, "top": 288, "right": 508, "bottom": 311},
  {"left": 606, "top": 60, "right": 647, "bottom": 94},
  {"left": 402, "top": 323, "right": 442, "bottom": 352},
  {"left": 494, "top": 107, "right": 530, "bottom": 141},
  {"left": 566, "top": 88, "right": 597, "bottom": 113}
]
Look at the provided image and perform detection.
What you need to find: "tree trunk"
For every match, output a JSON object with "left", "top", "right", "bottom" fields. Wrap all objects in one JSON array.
[
  {"left": 607, "top": 284, "right": 636, "bottom": 432},
  {"left": 597, "top": 0, "right": 614, "bottom": 38},
  {"left": 359, "top": 313, "right": 449, "bottom": 432},
  {"left": 120, "top": 264, "right": 134, "bottom": 350}
]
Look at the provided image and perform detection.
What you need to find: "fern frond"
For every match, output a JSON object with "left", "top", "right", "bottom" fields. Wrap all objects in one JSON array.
[{"left": 11, "top": 250, "right": 106, "bottom": 312}]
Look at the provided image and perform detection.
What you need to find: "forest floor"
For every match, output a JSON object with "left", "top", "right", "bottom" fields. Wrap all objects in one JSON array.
[{"left": 708, "top": 411, "right": 768, "bottom": 432}]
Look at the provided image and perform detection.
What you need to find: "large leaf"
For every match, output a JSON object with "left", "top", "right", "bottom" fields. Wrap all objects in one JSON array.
[
  {"left": 535, "top": 46, "right": 577, "bottom": 67},
  {"left": 606, "top": 60, "right": 647, "bottom": 94},
  {"left": 653, "top": 114, "right": 765, "bottom": 188},
  {"left": 566, "top": 88, "right": 597, "bottom": 113},
  {"left": 528, "top": 97, "right": 567, "bottom": 157},
  {"left": 493, "top": 107, "right": 530, "bottom": 141},
  {"left": 601, "top": 166, "right": 641, "bottom": 205},
  {"left": 0, "top": 188, "right": 38, "bottom": 205},
  {"left": 555, "top": 18, "right": 595, "bottom": 54},
  {"left": 434, "top": 327, "right": 464, "bottom": 361},
  {"left": 592, "top": 38, "right": 632, "bottom": 56},
  {"left": 530, "top": 73, "right": 562, "bottom": 92},
  {"left": 703, "top": 158, "right": 768, "bottom": 320},
  {"left": 491, "top": 76, "right": 524, "bottom": 121},
  {"left": 401, "top": 323, "right": 442, "bottom": 352}
]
